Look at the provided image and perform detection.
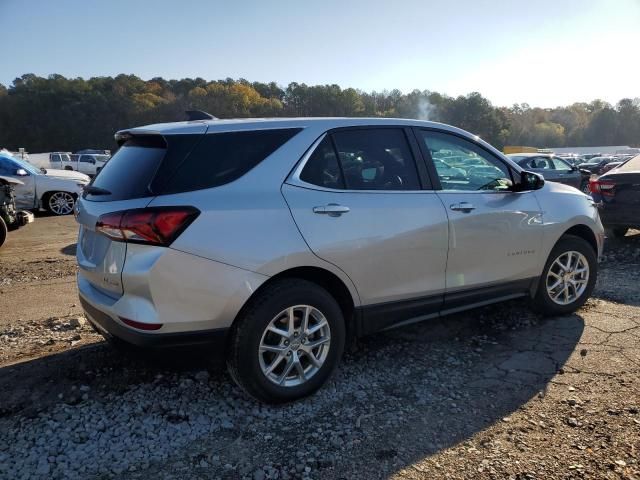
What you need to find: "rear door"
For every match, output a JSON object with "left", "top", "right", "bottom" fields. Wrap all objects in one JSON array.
[
  {"left": 282, "top": 127, "right": 449, "bottom": 330},
  {"left": 415, "top": 129, "right": 544, "bottom": 308}
]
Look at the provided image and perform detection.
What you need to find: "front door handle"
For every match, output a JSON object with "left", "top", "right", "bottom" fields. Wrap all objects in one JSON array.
[
  {"left": 313, "top": 204, "right": 350, "bottom": 217},
  {"left": 450, "top": 202, "right": 476, "bottom": 212}
]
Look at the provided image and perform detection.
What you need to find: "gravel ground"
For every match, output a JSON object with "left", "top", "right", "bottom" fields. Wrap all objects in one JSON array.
[{"left": 0, "top": 217, "right": 639, "bottom": 480}]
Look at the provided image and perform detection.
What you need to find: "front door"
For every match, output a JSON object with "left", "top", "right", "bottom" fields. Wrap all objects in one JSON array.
[
  {"left": 282, "top": 128, "right": 449, "bottom": 331},
  {"left": 415, "top": 129, "right": 544, "bottom": 308}
]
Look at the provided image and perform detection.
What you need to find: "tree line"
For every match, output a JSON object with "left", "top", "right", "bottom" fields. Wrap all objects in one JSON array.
[{"left": 0, "top": 74, "right": 638, "bottom": 153}]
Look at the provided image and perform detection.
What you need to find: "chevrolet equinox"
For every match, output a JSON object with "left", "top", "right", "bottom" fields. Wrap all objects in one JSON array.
[{"left": 76, "top": 117, "right": 604, "bottom": 403}]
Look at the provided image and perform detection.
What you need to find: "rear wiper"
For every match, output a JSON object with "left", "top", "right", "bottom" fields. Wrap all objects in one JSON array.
[{"left": 84, "top": 185, "right": 111, "bottom": 195}]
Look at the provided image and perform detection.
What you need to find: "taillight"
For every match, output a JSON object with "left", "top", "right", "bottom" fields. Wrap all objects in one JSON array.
[
  {"left": 96, "top": 207, "right": 199, "bottom": 246},
  {"left": 589, "top": 179, "right": 616, "bottom": 197}
]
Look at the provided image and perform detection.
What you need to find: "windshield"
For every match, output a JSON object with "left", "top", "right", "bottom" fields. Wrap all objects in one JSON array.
[{"left": 8, "top": 155, "right": 41, "bottom": 175}]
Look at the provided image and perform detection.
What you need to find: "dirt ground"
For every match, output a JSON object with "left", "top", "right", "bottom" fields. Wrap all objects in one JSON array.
[{"left": 0, "top": 215, "right": 638, "bottom": 479}]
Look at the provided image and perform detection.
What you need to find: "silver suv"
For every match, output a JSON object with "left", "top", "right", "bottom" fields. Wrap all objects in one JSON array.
[{"left": 75, "top": 118, "right": 604, "bottom": 403}]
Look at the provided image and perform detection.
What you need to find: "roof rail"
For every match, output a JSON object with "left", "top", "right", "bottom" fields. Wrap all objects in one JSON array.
[{"left": 185, "top": 110, "right": 218, "bottom": 121}]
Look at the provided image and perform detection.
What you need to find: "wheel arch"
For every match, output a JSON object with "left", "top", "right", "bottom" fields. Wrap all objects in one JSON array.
[
  {"left": 40, "top": 190, "right": 78, "bottom": 213},
  {"left": 561, "top": 224, "right": 598, "bottom": 255},
  {"left": 230, "top": 266, "right": 359, "bottom": 343}
]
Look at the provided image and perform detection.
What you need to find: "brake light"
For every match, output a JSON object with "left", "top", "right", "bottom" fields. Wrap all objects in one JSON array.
[
  {"left": 96, "top": 207, "right": 199, "bottom": 246},
  {"left": 589, "top": 179, "right": 616, "bottom": 197}
]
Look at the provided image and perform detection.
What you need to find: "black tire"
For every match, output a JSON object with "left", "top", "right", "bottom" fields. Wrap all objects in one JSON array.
[
  {"left": 0, "top": 217, "right": 7, "bottom": 248},
  {"left": 532, "top": 235, "right": 597, "bottom": 316},
  {"left": 227, "top": 279, "right": 345, "bottom": 404},
  {"left": 608, "top": 227, "right": 629, "bottom": 238}
]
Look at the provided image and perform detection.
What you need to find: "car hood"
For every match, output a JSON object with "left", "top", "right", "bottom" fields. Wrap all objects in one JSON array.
[
  {"left": 45, "top": 169, "right": 90, "bottom": 182},
  {"left": 0, "top": 175, "right": 24, "bottom": 185},
  {"left": 544, "top": 179, "right": 588, "bottom": 196}
]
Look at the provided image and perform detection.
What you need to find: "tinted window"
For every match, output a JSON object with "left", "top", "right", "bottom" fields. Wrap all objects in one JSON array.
[
  {"left": 420, "top": 130, "right": 512, "bottom": 191},
  {"left": 331, "top": 129, "right": 420, "bottom": 190},
  {"left": 51, "top": 154, "right": 61, "bottom": 163},
  {"left": 157, "top": 128, "right": 301, "bottom": 194},
  {"left": 300, "top": 136, "right": 345, "bottom": 189},
  {"left": 88, "top": 136, "right": 167, "bottom": 202},
  {"left": 528, "top": 157, "right": 554, "bottom": 170}
]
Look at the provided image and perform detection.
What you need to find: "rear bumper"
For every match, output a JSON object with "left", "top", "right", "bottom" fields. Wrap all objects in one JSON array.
[{"left": 79, "top": 294, "right": 228, "bottom": 349}]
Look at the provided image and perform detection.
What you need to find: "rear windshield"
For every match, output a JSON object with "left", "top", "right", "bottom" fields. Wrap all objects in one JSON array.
[{"left": 86, "top": 128, "right": 301, "bottom": 202}]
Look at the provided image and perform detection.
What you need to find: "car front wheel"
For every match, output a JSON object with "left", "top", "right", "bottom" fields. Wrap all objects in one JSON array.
[
  {"left": 532, "top": 235, "right": 597, "bottom": 315},
  {"left": 227, "top": 279, "right": 345, "bottom": 403},
  {"left": 45, "top": 191, "right": 75, "bottom": 215}
]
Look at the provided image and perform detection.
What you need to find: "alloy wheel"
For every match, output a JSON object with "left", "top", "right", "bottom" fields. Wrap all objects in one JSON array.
[
  {"left": 546, "top": 250, "right": 590, "bottom": 305},
  {"left": 48, "top": 192, "right": 75, "bottom": 215},
  {"left": 258, "top": 305, "right": 331, "bottom": 387}
]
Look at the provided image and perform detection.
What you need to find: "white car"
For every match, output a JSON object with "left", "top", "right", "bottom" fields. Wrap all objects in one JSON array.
[
  {"left": 50, "top": 153, "right": 110, "bottom": 176},
  {"left": 0, "top": 153, "right": 89, "bottom": 215}
]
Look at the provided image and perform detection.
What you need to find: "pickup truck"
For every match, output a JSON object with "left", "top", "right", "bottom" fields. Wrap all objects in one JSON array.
[{"left": 50, "top": 153, "right": 110, "bottom": 176}]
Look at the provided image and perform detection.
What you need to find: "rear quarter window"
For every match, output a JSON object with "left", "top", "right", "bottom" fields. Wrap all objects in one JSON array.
[{"left": 153, "top": 128, "right": 302, "bottom": 194}]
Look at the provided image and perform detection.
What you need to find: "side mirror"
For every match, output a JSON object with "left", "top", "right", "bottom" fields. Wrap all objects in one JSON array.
[
  {"left": 90, "top": 159, "right": 96, "bottom": 164},
  {"left": 516, "top": 170, "right": 545, "bottom": 191},
  {"left": 15, "top": 168, "right": 28, "bottom": 177}
]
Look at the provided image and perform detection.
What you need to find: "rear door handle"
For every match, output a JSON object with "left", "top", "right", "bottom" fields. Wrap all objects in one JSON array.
[
  {"left": 313, "top": 204, "right": 350, "bottom": 216},
  {"left": 450, "top": 202, "right": 475, "bottom": 212}
]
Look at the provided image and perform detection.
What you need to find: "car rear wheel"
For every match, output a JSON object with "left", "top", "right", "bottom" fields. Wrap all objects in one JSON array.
[
  {"left": 227, "top": 279, "right": 345, "bottom": 403},
  {"left": 532, "top": 235, "right": 597, "bottom": 315},
  {"left": 45, "top": 191, "right": 75, "bottom": 215}
]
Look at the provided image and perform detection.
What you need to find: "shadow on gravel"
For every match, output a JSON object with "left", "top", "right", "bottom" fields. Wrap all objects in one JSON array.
[
  {"left": 60, "top": 243, "right": 77, "bottom": 256},
  {"left": 593, "top": 230, "right": 640, "bottom": 306},
  {"left": 0, "top": 301, "right": 584, "bottom": 478}
]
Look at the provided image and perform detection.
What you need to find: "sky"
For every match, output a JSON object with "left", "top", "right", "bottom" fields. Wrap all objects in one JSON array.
[{"left": 1, "top": 0, "right": 639, "bottom": 108}]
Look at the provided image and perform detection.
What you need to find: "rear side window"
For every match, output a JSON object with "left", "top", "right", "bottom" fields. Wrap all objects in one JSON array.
[
  {"left": 87, "top": 129, "right": 300, "bottom": 201},
  {"left": 300, "top": 136, "right": 345, "bottom": 189},
  {"left": 156, "top": 128, "right": 302, "bottom": 194},
  {"left": 333, "top": 129, "right": 421, "bottom": 191},
  {"left": 87, "top": 136, "right": 168, "bottom": 202}
]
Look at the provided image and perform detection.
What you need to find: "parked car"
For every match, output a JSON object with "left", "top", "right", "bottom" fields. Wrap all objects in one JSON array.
[
  {"left": 0, "top": 176, "right": 34, "bottom": 247},
  {"left": 578, "top": 156, "right": 617, "bottom": 175},
  {"left": 76, "top": 117, "right": 604, "bottom": 403},
  {"left": 0, "top": 152, "right": 89, "bottom": 215},
  {"left": 507, "top": 153, "right": 587, "bottom": 191},
  {"left": 51, "top": 153, "right": 110, "bottom": 176},
  {"left": 599, "top": 161, "right": 624, "bottom": 175},
  {"left": 589, "top": 154, "right": 640, "bottom": 237}
]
